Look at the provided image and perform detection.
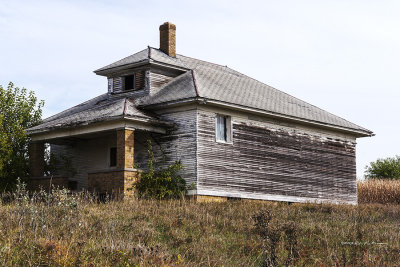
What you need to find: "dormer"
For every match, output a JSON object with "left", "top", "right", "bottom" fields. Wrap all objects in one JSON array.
[
  {"left": 107, "top": 70, "right": 146, "bottom": 94},
  {"left": 94, "top": 22, "right": 186, "bottom": 96}
]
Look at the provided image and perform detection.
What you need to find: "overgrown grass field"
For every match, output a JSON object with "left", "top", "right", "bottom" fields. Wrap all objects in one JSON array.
[{"left": 1, "top": 181, "right": 400, "bottom": 266}]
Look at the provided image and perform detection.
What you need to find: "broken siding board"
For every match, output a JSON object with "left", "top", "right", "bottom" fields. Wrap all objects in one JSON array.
[{"left": 196, "top": 109, "right": 357, "bottom": 203}]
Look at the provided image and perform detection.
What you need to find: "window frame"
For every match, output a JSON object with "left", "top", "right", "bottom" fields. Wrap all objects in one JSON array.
[{"left": 215, "top": 114, "right": 233, "bottom": 144}]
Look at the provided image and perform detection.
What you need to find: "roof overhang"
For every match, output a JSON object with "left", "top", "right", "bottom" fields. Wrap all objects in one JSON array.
[
  {"left": 94, "top": 59, "right": 151, "bottom": 76},
  {"left": 28, "top": 116, "right": 173, "bottom": 142},
  {"left": 94, "top": 59, "right": 188, "bottom": 77},
  {"left": 139, "top": 97, "right": 374, "bottom": 138}
]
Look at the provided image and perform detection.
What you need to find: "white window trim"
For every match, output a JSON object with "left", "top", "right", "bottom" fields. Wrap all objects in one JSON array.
[{"left": 215, "top": 114, "right": 233, "bottom": 144}]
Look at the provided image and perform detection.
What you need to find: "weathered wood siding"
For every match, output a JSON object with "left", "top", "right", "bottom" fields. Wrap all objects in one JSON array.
[
  {"left": 135, "top": 71, "right": 145, "bottom": 89},
  {"left": 134, "top": 108, "right": 197, "bottom": 187},
  {"left": 112, "top": 77, "right": 123, "bottom": 93},
  {"left": 149, "top": 70, "right": 176, "bottom": 91},
  {"left": 196, "top": 108, "right": 357, "bottom": 204}
]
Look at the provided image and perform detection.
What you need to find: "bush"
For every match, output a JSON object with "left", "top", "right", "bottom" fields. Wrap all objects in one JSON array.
[
  {"left": 135, "top": 139, "right": 186, "bottom": 199},
  {"left": 365, "top": 156, "right": 400, "bottom": 179}
]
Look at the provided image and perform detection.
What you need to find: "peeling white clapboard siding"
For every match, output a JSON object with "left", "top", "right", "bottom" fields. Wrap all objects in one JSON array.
[{"left": 196, "top": 108, "right": 357, "bottom": 204}]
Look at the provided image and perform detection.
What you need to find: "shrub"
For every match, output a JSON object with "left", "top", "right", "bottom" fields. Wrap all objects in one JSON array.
[
  {"left": 135, "top": 139, "right": 186, "bottom": 199},
  {"left": 365, "top": 156, "right": 400, "bottom": 179}
]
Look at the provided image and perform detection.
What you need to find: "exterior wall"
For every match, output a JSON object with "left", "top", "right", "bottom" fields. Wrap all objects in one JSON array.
[
  {"left": 106, "top": 67, "right": 180, "bottom": 97},
  {"left": 134, "top": 108, "right": 198, "bottom": 187},
  {"left": 196, "top": 106, "right": 358, "bottom": 204}
]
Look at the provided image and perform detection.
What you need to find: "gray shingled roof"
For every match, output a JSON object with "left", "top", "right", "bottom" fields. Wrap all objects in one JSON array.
[
  {"left": 131, "top": 47, "right": 371, "bottom": 135},
  {"left": 27, "top": 94, "right": 158, "bottom": 134},
  {"left": 32, "top": 47, "right": 371, "bottom": 136}
]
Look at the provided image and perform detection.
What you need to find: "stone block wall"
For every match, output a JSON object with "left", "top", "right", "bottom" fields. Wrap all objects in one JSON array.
[
  {"left": 88, "top": 170, "right": 139, "bottom": 198},
  {"left": 117, "top": 129, "right": 134, "bottom": 169}
]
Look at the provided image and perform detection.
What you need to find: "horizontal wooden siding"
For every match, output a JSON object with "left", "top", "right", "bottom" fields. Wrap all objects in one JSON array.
[{"left": 197, "top": 109, "right": 357, "bottom": 204}]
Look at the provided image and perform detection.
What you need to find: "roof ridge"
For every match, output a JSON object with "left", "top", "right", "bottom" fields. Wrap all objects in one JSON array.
[
  {"left": 191, "top": 70, "right": 199, "bottom": 97},
  {"left": 123, "top": 98, "right": 128, "bottom": 115}
]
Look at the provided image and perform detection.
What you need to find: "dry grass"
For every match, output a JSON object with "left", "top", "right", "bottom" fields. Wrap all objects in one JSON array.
[
  {"left": 0, "top": 186, "right": 400, "bottom": 266},
  {"left": 358, "top": 179, "right": 400, "bottom": 204}
]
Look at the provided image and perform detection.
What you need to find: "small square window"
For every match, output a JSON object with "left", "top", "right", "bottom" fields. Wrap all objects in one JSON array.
[
  {"left": 124, "top": 75, "right": 135, "bottom": 90},
  {"left": 216, "top": 114, "right": 232, "bottom": 143},
  {"left": 110, "top": 147, "right": 117, "bottom": 167}
]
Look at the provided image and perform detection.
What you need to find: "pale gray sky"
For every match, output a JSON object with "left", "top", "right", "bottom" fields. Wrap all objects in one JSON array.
[{"left": 1, "top": 0, "right": 399, "bottom": 178}]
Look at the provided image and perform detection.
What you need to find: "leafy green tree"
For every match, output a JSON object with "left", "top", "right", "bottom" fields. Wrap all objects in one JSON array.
[
  {"left": 365, "top": 156, "right": 400, "bottom": 179},
  {"left": 0, "top": 82, "right": 43, "bottom": 191}
]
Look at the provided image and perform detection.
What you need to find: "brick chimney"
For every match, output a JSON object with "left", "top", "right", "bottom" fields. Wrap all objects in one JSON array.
[{"left": 159, "top": 22, "right": 176, "bottom": 57}]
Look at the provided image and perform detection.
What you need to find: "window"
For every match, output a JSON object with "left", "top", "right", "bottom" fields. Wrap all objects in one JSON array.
[
  {"left": 124, "top": 74, "right": 135, "bottom": 90},
  {"left": 109, "top": 147, "right": 117, "bottom": 167},
  {"left": 216, "top": 114, "right": 232, "bottom": 143}
]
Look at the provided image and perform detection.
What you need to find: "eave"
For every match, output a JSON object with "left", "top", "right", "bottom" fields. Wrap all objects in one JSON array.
[
  {"left": 139, "top": 97, "right": 374, "bottom": 138},
  {"left": 94, "top": 57, "right": 189, "bottom": 77},
  {"left": 28, "top": 115, "right": 174, "bottom": 142}
]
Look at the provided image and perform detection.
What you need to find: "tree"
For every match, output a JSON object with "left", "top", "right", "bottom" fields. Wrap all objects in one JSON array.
[
  {"left": 0, "top": 82, "right": 43, "bottom": 191},
  {"left": 365, "top": 156, "right": 400, "bottom": 180}
]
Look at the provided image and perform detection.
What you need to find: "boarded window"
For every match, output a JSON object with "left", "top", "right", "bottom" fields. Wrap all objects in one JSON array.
[
  {"left": 110, "top": 147, "right": 117, "bottom": 167},
  {"left": 216, "top": 114, "right": 232, "bottom": 143}
]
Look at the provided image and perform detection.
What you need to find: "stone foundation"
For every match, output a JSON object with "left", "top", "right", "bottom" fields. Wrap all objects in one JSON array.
[{"left": 196, "top": 195, "right": 228, "bottom": 203}]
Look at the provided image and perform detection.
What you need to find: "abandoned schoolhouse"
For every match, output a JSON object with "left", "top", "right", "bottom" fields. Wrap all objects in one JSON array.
[{"left": 27, "top": 22, "right": 373, "bottom": 204}]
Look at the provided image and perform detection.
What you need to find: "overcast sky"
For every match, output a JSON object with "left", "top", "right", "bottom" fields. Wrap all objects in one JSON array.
[{"left": 1, "top": 0, "right": 399, "bottom": 178}]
